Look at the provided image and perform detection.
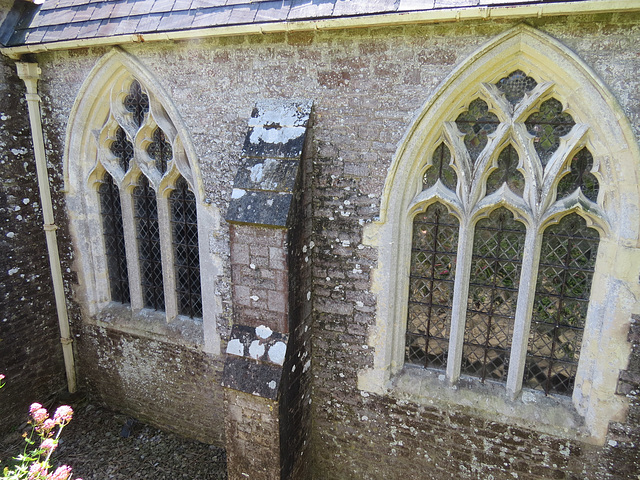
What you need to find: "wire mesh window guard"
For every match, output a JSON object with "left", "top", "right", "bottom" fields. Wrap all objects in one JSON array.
[
  {"left": 406, "top": 203, "right": 458, "bottom": 369},
  {"left": 455, "top": 99, "right": 500, "bottom": 162},
  {"left": 147, "top": 127, "right": 172, "bottom": 174},
  {"left": 486, "top": 145, "right": 525, "bottom": 196},
  {"left": 524, "top": 214, "right": 599, "bottom": 395},
  {"left": 111, "top": 127, "right": 134, "bottom": 172},
  {"left": 99, "top": 175, "right": 130, "bottom": 304},
  {"left": 557, "top": 148, "right": 599, "bottom": 202},
  {"left": 463, "top": 208, "right": 525, "bottom": 383},
  {"left": 496, "top": 70, "right": 537, "bottom": 106},
  {"left": 124, "top": 80, "right": 150, "bottom": 128},
  {"left": 525, "top": 98, "right": 575, "bottom": 165},
  {"left": 423, "top": 143, "right": 457, "bottom": 191},
  {"left": 170, "top": 177, "right": 202, "bottom": 319},
  {"left": 134, "top": 176, "right": 165, "bottom": 311}
]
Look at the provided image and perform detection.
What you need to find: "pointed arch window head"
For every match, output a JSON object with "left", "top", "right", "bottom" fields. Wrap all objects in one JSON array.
[
  {"left": 486, "top": 145, "right": 525, "bottom": 196},
  {"left": 423, "top": 143, "right": 457, "bottom": 191},
  {"left": 147, "top": 127, "right": 172, "bottom": 174},
  {"left": 496, "top": 70, "right": 538, "bottom": 106},
  {"left": 124, "top": 80, "right": 150, "bottom": 128},
  {"left": 525, "top": 98, "right": 575, "bottom": 165},
  {"left": 557, "top": 148, "right": 599, "bottom": 202},
  {"left": 455, "top": 99, "right": 500, "bottom": 162},
  {"left": 401, "top": 67, "right": 607, "bottom": 400},
  {"left": 111, "top": 127, "right": 134, "bottom": 172}
]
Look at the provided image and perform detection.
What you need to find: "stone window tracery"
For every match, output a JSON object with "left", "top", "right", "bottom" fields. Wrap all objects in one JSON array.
[
  {"left": 405, "top": 70, "right": 604, "bottom": 397},
  {"left": 93, "top": 78, "right": 201, "bottom": 321}
]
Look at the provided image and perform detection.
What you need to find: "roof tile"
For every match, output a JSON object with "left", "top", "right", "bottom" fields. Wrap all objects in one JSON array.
[
  {"left": 22, "top": 27, "right": 47, "bottom": 44},
  {"left": 89, "top": 1, "right": 116, "bottom": 21},
  {"left": 114, "top": 16, "right": 142, "bottom": 35},
  {"left": 255, "top": 0, "right": 291, "bottom": 22},
  {"left": 130, "top": 0, "right": 156, "bottom": 16},
  {"left": 288, "top": 0, "right": 335, "bottom": 20},
  {"left": 228, "top": 2, "right": 259, "bottom": 24},
  {"left": 151, "top": 0, "right": 177, "bottom": 14},
  {"left": 95, "top": 19, "right": 123, "bottom": 37},
  {"left": 333, "top": 0, "right": 397, "bottom": 16},
  {"left": 71, "top": 4, "right": 97, "bottom": 22},
  {"left": 191, "top": 6, "right": 233, "bottom": 28},
  {"left": 397, "top": 0, "right": 435, "bottom": 11},
  {"left": 157, "top": 10, "right": 196, "bottom": 31},
  {"left": 191, "top": 0, "right": 227, "bottom": 8},
  {"left": 136, "top": 12, "right": 164, "bottom": 32},
  {"left": 37, "top": 7, "right": 77, "bottom": 27},
  {"left": 110, "top": 1, "right": 136, "bottom": 18},
  {"left": 76, "top": 19, "right": 103, "bottom": 39},
  {"left": 171, "top": 0, "right": 194, "bottom": 12},
  {"left": 434, "top": 0, "right": 480, "bottom": 8},
  {"left": 40, "top": 24, "right": 71, "bottom": 42}
]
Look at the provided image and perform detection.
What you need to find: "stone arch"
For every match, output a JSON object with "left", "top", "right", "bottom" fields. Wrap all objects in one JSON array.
[
  {"left": 63, "top": 48, "right": 221, "bottom": 354},
  {"left": 360, "top": 24, "right": 640, "bottom": 444}
]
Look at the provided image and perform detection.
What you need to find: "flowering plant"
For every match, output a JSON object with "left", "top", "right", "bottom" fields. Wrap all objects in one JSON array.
[{"left": 0, "top": 375, "right": 81, "bottom": 480}]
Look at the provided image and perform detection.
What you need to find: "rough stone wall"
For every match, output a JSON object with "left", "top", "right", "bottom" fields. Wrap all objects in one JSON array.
[
  {"left": 29, "top": 12, "right": 640, "bottom": 478},
  {"left": 0, "top": 54, "right": 67, "bottom": 433},
  {"left": 78, "top": 323, "right": 224, "bottom": 445}
]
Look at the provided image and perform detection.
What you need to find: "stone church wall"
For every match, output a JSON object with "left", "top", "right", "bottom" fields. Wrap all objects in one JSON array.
[
  {"left": 0, "top": 54, "right": 68, "bottom": 433},
  {"left": 28, "top": 12, "right": 640, "bottom": 478}
]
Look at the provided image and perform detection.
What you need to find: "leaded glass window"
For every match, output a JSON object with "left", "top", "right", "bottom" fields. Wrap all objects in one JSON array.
[
  {"left": 455, "top": 99, "right": 500, "bottom": 162},
  {"left": 406, "top": 203, "right": 458, "bottom": 369},
  {"left": 111, "top": 127, "right": 134, "bottom": 172},
  {"left": 463, "top": 208, "right": 525, "bottom": 382},
  {"left": 134, "top": 176, "right": 165, "bottom": 311},
  {"left": 423, "top": 143, "right": 457, "bottom": 191},
  {"left": 99, "top": 175, "right": 130, "bottom": 304},
  {"left": 170, "top": 177, "right": 202, "bottom": 319},
  {"left": 525, "top": 98, "right": 575, "bottom": 165},
  {"left": 147, "top": 127, "right": 172, "bottom": 175},
  {"left": 524, "top": 214, "right": 599, "bottom": 395},
  {"left": 124, "top": 80, "right": 150, "bottom": 128},
  {"left": 405, "top": 70, "right": 604, "bottom": 397}
]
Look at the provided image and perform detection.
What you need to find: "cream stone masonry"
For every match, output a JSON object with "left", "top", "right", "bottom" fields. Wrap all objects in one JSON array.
[
  {"left": 358, "top": 25, "right": 640, "bottom": 444},
  {"left": 64, "top": 48, "right": 222, "bottom": 355}
]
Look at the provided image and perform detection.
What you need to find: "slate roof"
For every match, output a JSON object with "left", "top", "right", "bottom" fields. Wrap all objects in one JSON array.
[{"left": 0, "top": 0, "right": 583, "bottom": 47}]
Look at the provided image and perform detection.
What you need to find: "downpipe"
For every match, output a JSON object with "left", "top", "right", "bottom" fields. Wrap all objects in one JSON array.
[{"left": 16, "top": 62, "right": 77, "bottom": 394}]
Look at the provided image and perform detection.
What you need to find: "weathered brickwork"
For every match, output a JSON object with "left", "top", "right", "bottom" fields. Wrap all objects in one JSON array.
[
  {"left": 14, "top": 12, "right": 640, "bottom": 479},
  {"left": 0, "top": 55, "right": 66, "bottom": 432}
]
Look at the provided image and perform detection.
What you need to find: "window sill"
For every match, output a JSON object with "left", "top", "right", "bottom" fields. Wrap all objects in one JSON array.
[
  {"left": 388, "top": 364, "right": 593, "bottom": 443},
  {"left": 87, "top": 303, "right": 205, "bottom": 351}
]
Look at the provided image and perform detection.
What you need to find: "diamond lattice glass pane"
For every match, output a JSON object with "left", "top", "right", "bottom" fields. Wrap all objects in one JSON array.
[
  {"left": 525, "top": 213, "right": 599, "bottom": 395},
  {"left": 496, "top": 70, "right": 538, "bottom": 105},
  {"left": 99, "top": 175, "right": 130, "bottom": 304},
  {"left": 423, "top": 143, "right": 457, "bottom": 191},
  {"left": 406, "top": 203, "right": 458, "bottom": 370},
  {"left": 147, "top": 127, "right": 172, "bottom": 174},
  {"left": 170, "top": 177, "right": 202, "bottom": 318},
  {"left": 463, "top": 208, "right": 525, "bottom": 383},
  {"left": 557, "top": 148, "right": 599, "bottom": 202},
  {"left": 455, "top": 99, "right": 500, "bottom": 162},
  {"left": 124, "top": 80, "right": 150, "bottom": 128},
  {"left": 525, "top": 98, "right": 575, "bottom": 165},
  {"left": 486, "top": 145, "right": 525, "bottom": 196},
  {"left": 110, "top": 127, "right": 134, "bottom": 172},
  {"left": 134, "top": 176, "right": 165, "bottom": 311}
]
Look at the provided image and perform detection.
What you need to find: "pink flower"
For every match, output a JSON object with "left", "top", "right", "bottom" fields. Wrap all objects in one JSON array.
[
  {"left": 40, "top": 438, "right": 57, "bottom": 453},
  {"left": 53, "top": 405, "right": 73, "bottom": 425},
  {"left": 0, "top": 374, "right": 5, "bottom": 380},
  {"left": 46, "top": 465, "right": 72, "bottom": 480},
  {"left": 28, "top": 462, "right": 47, "bottom": 479},
  {"left": 29, "top": 403, "right": 43, "bottom": 415},
  {"left": 32, "top": 408, "right": 49, "bottom": 424},
  {"left": 40, "top": 419, "right": 56, "bottom": 433}
]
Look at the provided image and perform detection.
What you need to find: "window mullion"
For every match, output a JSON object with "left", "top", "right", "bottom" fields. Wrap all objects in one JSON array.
[
  {"left": 157, "top": 193, "right": 178, "bottom": 321},
  {"left": 120, "top": 188, "right": 144, "bottom": 310},
  {"left": 506, "top": 227, "right": 542, "bottom": 398},
  {"left": 446, "top": 218, "right": 474, "bottom": 384}
]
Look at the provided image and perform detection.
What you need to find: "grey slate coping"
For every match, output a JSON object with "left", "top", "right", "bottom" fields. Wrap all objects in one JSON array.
[
  {"left": 226, "top": 99, "right": 312, "bottom": 228},
  {"left": 222, "top": 324, "right": 289, "bottom": 399},
  {"left": 2, "top": 0, "right": 569, "bottom": 47}
]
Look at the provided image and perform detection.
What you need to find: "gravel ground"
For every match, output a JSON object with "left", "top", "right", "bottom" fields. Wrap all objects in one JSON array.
[{"left": 1, "top": 403, "right": 227, "bottom": 480}]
